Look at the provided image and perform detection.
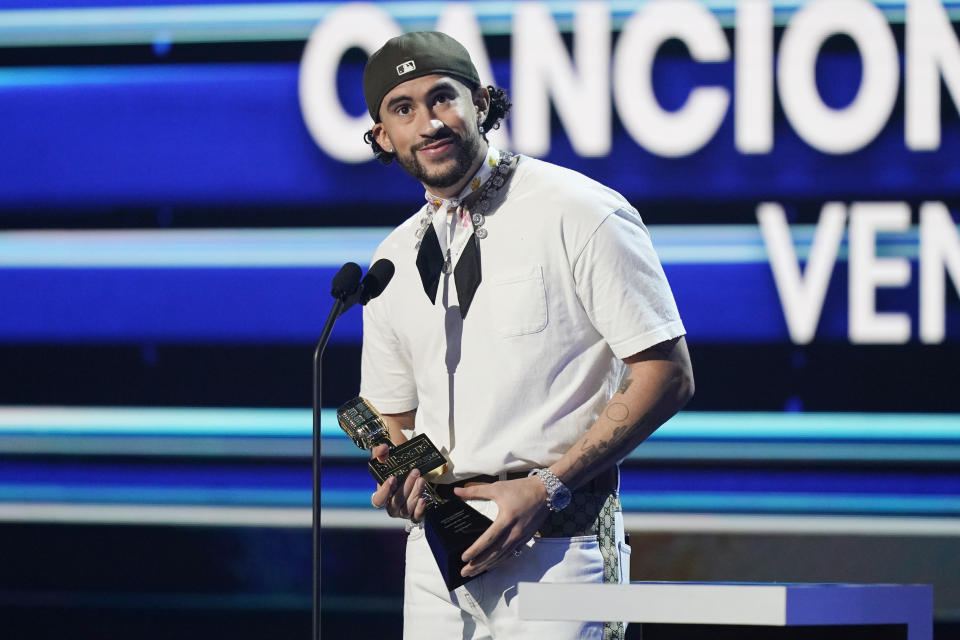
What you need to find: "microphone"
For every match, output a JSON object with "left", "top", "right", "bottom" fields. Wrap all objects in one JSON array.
[
  {"left": 358, "top": 258, "right": 395, "bottom": 305},
  {"left": 341, "top": 258, "right": 396, "bottom": 313},
  {"left": 331, "top": 262, "right": 362, "bottom": 300},
  {"left": 317, "top": 262, "right": 362, "bottom": 353}
]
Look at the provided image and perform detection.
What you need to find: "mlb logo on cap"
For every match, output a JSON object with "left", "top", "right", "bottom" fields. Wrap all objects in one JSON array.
[{"left": 396, "top": 60, "right": 416, "bottom": 76}]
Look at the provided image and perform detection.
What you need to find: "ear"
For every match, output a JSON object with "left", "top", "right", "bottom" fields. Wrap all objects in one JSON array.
[
  {"left": 472, "top": 86, "right": 491, "bottom": 120},
  {"left": 372, "top": 122, "right": 393, "bottom": 153}
]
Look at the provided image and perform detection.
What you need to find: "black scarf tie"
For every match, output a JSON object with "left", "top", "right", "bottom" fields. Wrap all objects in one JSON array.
[{"left": 415, "top": 224, "right": 482, "bottom": 320}]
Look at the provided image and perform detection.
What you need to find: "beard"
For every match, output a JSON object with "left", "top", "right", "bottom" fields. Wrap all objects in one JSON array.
[{"left": 396, "top": 126, "right": 482, "bottom": 191}]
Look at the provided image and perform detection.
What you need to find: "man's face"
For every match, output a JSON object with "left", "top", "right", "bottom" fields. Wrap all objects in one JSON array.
[{"left": 373, "top": 74, "right": 487, "bottom": 193}]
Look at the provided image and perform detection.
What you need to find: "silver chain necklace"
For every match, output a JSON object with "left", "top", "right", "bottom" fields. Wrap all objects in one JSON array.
[{"left": 414, "top": 150, "right": 516, "bottom": 256}]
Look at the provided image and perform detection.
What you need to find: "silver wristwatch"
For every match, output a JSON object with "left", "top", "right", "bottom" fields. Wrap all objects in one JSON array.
[{"left": 530, "top": 468, "right": 572, "bottom": 512}]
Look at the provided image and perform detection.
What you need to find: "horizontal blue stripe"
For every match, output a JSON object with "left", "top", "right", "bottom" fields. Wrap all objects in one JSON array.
[
  {"left": 0, "top": 226, "right": 925, "bottom": 267},
  {"left": 0, "top": 406, "right": 325, "bottom": 437},
  {"left": 0, "top": 1, "right": 926, "bottom": 14},
  {"left": 0, "top": 0, "right": 334, "bottom": 6},
  {"left": 0, "top": 229, "right": 388, "bottom": 268},
  {"left": 0, "top": 226, "right": 946, "bottom": 343},
  {"left": 2, "top": 460, "right": 958, "bottom": 515},
  {"left": 0, "top": 461, "right": 309, "bottom": 488},
  {"left": 617, "top": 493, "right": 960, "bottom": 515},
  {"left": 318, "top": 466, "right": 960, "bottom": 496},
  {"left": 8, "top": 461, "right": 956, "bottom": 495},
  {"left": 0, "top": 63, "right": 343, "bottom": 208},
  {"left": 0, "top": 1, "right": 942, "bottom": 12},
  {"left": 0, "top": 484, "right": 311, "bottom": 506},
  {"left": 0, "top": 1, "right": 951, "bottom": 45},
  {"left": 619, "top": 469, "right": 960, "bottom": 495},
  {"left": 1, "top": 260, "right": 956, "bottom": 343},
  {"left": 0, "top": 58, "right": 958, "bottom": 208},
  {"left": 7, "top": 435, "right": 960, "bottom": 462},
  {"left": 0, "top": 469, "right": 960, "bottom": 516},
  {"left": 5, "top": 408, "right": 960, "bottom": 442},
  {"left": 322, "top": 488, "right": 960, "bottom": 515},
  {"left": 0, "top": 267, "right": 364, "bottom": 343}
]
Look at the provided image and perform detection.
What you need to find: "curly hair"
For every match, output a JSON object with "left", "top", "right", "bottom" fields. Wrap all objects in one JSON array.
[{"left": 364, "top": 84, "right": 512, "bottom": 166}]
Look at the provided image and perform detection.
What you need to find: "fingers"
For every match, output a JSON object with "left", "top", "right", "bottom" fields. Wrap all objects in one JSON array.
[
  {"left": 406, "top": 477, "right": 426, "bottom": 518},
  {"left": 453, "top": 484, "right": 493, "bottom": 501},
  {"left": 461, "top": 517, "right": 505, "bottom": 565},
  {"left": 411, "top": 492, "right": 428, "bottom": 522},
  {"left": 371, "top": 443, "right": 390, "bottom": 463},
  {"left": 455, "top": 484, "right": 503, "bottom": 574},
  {"left": 371, "top": 469, "right": 426, "bottom": 523},
  {"left": 454, "top": 478, "right": 545, "bottom": 577},
  {"left": 370, "top": 475, "right": 397, "bottom": 509},
  {"left": 395, "top": 469, "right": 425, "bottom": 519},
  {"left": 461, "top": 526, "right": 512, "bottom": 577},
  {"left": 370, "top": 446, "right": 417, "bottom": 518}
]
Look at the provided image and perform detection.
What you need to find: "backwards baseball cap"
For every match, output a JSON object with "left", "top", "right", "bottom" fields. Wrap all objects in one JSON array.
[{"left": 362, "top": 31, "right": 481, "bottom": 122}]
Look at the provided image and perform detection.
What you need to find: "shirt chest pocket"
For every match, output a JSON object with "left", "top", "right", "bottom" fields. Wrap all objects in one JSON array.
[{"left": 489, "top": 265, "right": 548, "bottom": 337}]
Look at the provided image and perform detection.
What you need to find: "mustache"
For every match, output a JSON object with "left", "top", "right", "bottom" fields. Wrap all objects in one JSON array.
[{"left": 412, "top": 128, "right": 459, "bottom": 152}]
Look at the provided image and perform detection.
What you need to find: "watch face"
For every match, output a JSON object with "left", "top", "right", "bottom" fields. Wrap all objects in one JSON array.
[{"left": 551, "top": 485, "right": 572, "bottom": 511}]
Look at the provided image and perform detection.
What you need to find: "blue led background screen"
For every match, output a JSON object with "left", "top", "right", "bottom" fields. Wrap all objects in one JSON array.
[
  {"left": 2, "top": 3, "right": 960, "bottom": 636},
  {"left": 0, "top": 0, "right": 958, "bottom": 355},
  {"left": 0, "top": 1, "right": 958, "bottom": 469}
]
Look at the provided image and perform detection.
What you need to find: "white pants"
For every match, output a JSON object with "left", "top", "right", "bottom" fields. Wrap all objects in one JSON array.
[{"left": 402, "top": 501, "right": 631, "bottom": 640}]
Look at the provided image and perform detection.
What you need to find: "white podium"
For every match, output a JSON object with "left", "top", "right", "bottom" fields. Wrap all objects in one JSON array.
[{"left": 518, "top": 582, "right": 932, "bottom": 640}]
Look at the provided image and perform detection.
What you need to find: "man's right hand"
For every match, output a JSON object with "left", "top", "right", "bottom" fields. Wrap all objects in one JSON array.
[{"left": 369, "top": 443, "right": 429, "bottom": 522}]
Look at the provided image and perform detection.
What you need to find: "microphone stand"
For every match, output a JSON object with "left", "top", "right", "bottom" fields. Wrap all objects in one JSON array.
[
  {"left": 311, "top": 258, "right": 391, "bottom": 639},
  {"left": 313, "top": 296, "right": 346, "bottom": 640}
]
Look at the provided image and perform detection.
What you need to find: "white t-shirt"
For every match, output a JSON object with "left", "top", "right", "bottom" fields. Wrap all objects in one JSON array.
[{"left": 360, "top": 155, "right": 685, "bottom": 480}]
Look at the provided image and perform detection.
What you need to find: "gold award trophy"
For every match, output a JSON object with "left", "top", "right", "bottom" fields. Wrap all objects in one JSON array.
[{"left": 337, "top": 397, "right": 493, "bottom": 590}]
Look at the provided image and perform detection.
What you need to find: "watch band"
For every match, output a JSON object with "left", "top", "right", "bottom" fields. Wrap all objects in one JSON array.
[{"left": 530, "top": 467, "right": 571, "bottom": 512}]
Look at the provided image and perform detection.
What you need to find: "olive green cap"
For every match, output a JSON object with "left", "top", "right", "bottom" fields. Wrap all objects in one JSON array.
[{"left": 363, "top": 31, "right": 481, "bottom": 122}]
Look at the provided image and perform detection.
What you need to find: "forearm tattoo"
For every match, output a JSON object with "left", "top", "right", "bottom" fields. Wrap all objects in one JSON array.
[
  {"left": 571, "top": 421, "right": 636, "bottom": 477},
  {"left": 606, "top": 402, "right": 630, "bottom": 422},
  {"left": 570, "top": 339, "right": 681, "bottom": 478},
  {"left": 571, "top": 375, "right": 639, "bottom": 475}
]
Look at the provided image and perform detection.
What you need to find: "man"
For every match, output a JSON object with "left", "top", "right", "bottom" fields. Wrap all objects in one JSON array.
[{"left": 359, "top": 31, "right": 693, "bottom": 640}]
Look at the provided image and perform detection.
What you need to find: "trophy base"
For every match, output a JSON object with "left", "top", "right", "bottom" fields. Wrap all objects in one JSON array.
[
  {"left": 367, "top": 433, "right": 446, "bottom": 485},
  {"left": 423, "top": 498, "right": 493, "bottom": 591}
]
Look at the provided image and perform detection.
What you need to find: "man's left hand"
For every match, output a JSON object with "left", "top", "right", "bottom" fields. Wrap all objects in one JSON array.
[{"left": 453, "top": 476, "right": 549, "bottom": 577}]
